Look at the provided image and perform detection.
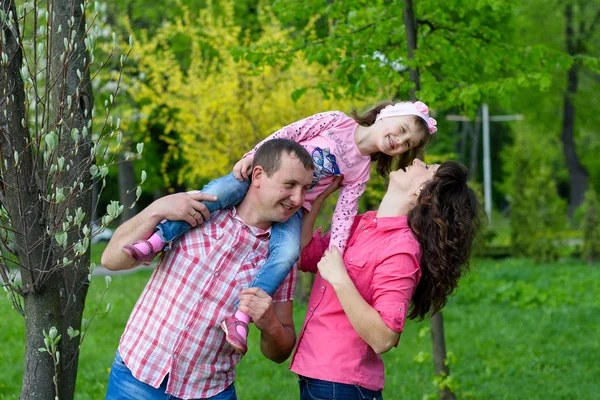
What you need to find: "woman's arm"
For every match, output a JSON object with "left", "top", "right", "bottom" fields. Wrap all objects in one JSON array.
[
  {"left": 298, "top": 177, "right": 343, "bottom": 273},
  {"left": 317, "top": 248, "right": 417, "bottom": 355}
]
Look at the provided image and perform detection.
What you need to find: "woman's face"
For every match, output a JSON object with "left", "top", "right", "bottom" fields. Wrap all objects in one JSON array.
[{"left": 389, "top": 159, "right": 439, "bottom": 194}]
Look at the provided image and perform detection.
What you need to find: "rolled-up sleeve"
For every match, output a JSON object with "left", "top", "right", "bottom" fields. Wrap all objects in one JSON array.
[
  {"left": 371, "top": 252, "right": 421, "bottom": 335},
  {"left": 300, "top": 227, "right": 330, "bottom": 273}
]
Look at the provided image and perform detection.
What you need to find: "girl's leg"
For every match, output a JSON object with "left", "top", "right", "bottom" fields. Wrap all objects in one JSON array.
[
  {"left": 222, "top": 211, "right": 302, "bottom": 354},
  {"left": 246, "top": 210, "right": 303, "bottom": 295},
  {"left": 123, "top": 173, "right": 250, "bottom": 263}
]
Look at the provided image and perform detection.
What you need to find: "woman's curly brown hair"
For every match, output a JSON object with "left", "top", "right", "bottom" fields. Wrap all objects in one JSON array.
[{"left": 407, "top": 161, "right": 482, "bottom": 320}]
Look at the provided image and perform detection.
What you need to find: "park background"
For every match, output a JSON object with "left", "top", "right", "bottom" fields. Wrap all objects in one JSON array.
[{"left": 1, "top": 0, "right": 599, "bottom": 399}]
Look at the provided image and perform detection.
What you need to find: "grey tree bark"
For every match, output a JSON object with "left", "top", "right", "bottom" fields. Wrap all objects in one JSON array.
[{"left": 119, "top": 155, "right": 138, "bottom": 223}]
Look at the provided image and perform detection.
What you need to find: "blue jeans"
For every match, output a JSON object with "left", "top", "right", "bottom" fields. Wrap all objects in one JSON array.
[
  {"left": 156, "top": 172, "right": 250, "bottom": 247},
  {"left": 156, "top": 172, "right": 302, "bottom": 300},
  {"left": 106, "top": 351, "right": 237, "bottom": 400},
  {"left": 298, "top": 376, "right": 383, "bottom": 400}
]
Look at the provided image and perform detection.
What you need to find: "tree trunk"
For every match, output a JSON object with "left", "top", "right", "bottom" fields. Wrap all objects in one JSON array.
[
  {"left": 404, "top": 3, "right": 456, "bottom": 399},
  {"left": 119, "top": 155, "right": 138, "bottom": 223},
  {"left": 562, "top": 3, "right": 588, "bottom": 218},
  {"left": 0, "top": 0, "right": 94, "bottom": 398},
  {"left": 431, "top": 312, "right": 456, "bottom": 400}
]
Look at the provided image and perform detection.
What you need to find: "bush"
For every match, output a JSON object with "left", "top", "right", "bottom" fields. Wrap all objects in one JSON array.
[{"left": 507, "top": 134, "right": 567, "bottom": 262}]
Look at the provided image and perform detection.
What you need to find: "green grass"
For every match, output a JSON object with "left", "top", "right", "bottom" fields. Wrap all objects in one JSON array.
[{"left": 1, "top": 259, "right": 599, "bottom": 399}]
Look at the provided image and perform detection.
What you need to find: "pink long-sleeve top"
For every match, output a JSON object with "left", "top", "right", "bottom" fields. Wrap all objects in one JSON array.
[
  {"left": 244, "top": 112, "right": 371, "bottom": 254},
  {"left": 290, "top": 212, "right": 422, "bottom": 392}
]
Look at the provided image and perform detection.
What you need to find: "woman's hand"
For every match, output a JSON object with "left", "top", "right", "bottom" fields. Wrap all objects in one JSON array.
[
  {"left": 233, "top": 156, "right": 253, "bottom": 180},
  {"left": 317, "top": 246, "right": 350, "bottom": 289}
]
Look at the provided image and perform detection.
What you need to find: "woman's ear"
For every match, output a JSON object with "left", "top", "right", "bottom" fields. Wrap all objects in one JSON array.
[{"left": 413, "top": 186, "right": 423, "bottom": 197}]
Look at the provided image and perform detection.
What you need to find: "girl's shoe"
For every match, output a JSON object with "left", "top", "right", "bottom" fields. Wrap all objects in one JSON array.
[
  {"left": 121, "top": 240, "right": 157, "bottom": 265},
  {"left": 220, "top": 316, "right": 248, "bottom": 355}
]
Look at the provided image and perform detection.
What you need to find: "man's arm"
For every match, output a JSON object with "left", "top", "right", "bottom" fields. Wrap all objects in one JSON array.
[
  {"left": 101, "top": 192, "right": 216, "bottom": 271},
  {"left": 238, "top": 288, "right": 296, "bottom": 363}
]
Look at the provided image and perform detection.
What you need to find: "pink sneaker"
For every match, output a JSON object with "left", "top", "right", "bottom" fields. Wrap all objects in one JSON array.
[
  {"left": 121, "top": 240, "right": 157, "bottom": 265},
  {"left": 220, "top": 315, "right": 248, "bottom": 355}
]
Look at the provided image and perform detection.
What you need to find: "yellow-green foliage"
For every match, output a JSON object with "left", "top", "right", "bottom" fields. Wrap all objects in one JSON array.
[{"left": 123, "top": 1, "right": 358, "bottom": 189}]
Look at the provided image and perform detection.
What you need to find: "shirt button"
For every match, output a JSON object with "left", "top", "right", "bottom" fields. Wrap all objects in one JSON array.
[
  {"left": 321, "top": 285, "right": 325, "bottom": 290},
  {"left": 349, "top": 258, "right": 353, "bottom": 261},
  {"left": 365, "top": 230, "right": 368, "bottom": 233},
  {"left": 310, "top": 307, "right": 314, "bottom": 311},
  {"left": 373, "top": 218, "right": 377, "bottom": 222},
  {"left": 214, "top": 272, "right": 219, "bottom": 276}
]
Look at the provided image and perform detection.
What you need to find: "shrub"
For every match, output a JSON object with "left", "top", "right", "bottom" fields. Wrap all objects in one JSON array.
[{"left": 507, "top": 134, "right": 567, "bottom": 262}]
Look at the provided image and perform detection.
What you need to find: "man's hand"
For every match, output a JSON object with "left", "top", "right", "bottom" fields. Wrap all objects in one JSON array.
[
  {"left": 238, "top": 287, "right": 277, "bottom": 331},
  {"left": 147, "top": 191, "right": 217, "bottom": 227},
  {"left": 232, "top": 156, "right": 253, "bottom": 180}
]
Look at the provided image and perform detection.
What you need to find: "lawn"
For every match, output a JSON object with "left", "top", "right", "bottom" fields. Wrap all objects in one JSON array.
[{"left": 1, "top": 258, "right": 599, "bottom": 399}]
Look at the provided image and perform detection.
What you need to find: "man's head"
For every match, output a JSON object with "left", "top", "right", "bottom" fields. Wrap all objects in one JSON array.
[{"left": 248, "top": 139, "right": 314, "bottom": 225}]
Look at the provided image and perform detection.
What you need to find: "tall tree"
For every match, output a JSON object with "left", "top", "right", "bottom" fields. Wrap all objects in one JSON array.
[
  {"left": 0, "top": 1, "right": 133, "bottom": 398},
  {"left": 561, "top": 1, "right": 600, "bottom": 217}
]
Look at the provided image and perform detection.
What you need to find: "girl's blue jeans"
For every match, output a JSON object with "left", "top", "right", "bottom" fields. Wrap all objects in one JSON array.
[
  {"left": 106, "top": 351, "right": 236, "bottom": 400},
  {"left": 155, "top": 172, "right": 302, "bottom": 300},
  {"left": 298, "top": 376, "right": 383, "bottom": 400}
]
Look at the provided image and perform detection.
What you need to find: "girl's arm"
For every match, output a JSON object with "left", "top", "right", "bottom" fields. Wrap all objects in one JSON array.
[
  {"left": 233, "top": 112, "right": 342, "bottom": 180},
  {"left": 328, "top": 180, "right": 367, "bottom": 254},
  {"left": 317, "top": 248, "right": 419, "bottom": 355},
  {"left": 299, "top": 177, "right": 343, "bottom": 273},
  {"left": 244, "top": 112, "right": 341, "bottom": 159}
]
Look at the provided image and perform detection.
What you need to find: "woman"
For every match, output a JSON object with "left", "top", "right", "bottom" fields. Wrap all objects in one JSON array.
[{"left": 290, "top": 159, "right": 482, "bottom": 400}]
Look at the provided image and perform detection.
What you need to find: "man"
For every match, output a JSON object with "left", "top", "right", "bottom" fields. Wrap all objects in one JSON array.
[{"left": 102, "top": 139, "right": 314, "bottom": 399}]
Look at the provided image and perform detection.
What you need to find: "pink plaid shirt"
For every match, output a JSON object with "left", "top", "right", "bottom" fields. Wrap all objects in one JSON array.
[{"left": 118, "top": 209, "right": 297, "bottom": 399}]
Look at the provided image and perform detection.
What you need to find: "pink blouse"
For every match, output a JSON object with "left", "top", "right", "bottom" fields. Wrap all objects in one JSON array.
[
  {"left": 244, "top": 112, "right": 372, "bottom": 254},
  {"left": 290, "top": 212, "right": 422, "bottom": 392}
]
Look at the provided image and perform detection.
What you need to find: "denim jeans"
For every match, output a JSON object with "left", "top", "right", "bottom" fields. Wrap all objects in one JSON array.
[
  {"left": 106, "top": 351, "right": 237, "bottom": 400},
  {"left": 156, "top": 172, "right": 251, "bottom": 248},
  {"left": 298, "top": 376, "right": 383, "bottom": 400},
  {"left": 156, "top": 172, "right": 302, "bottom": 299},
  {"left": 243, "top": 210, "right": 302, "bottom": 299}
]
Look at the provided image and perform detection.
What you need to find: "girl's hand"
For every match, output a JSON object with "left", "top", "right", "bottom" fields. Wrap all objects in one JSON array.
[
  {"left": 317, "top": 246, "right": 350, "bottom": 289},
  {"left": 233, "top": 156, "right": 253, "bottom": 180}
]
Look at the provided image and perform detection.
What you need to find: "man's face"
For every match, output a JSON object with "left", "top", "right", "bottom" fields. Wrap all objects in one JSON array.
[{"left": 254, "top": 152, "right": 314, "bottom": 223}]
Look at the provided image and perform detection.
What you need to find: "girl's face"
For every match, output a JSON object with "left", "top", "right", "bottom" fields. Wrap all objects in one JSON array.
[
  {"left": 374, "top": 115, "right": 427, "bottom": 157},
  {"left": 389, "top": 159, "right": 439, "bottom": 194}
]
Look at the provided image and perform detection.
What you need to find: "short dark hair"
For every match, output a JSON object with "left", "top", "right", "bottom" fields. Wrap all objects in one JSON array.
[{"left": 253, "top": 138, "right": 313, "bottom": 176}]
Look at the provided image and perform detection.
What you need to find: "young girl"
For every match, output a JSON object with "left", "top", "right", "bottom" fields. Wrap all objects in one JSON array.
[{"left": 121, "top": 100, "right": 438, "bottom": 354}]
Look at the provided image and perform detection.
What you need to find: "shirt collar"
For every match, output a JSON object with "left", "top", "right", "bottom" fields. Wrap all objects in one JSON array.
[
  {"left": 362, "top": 211, "right": 410, "bottom": 232},
  {"left": 230, "top": 207, "right": 271, "bottom": 238}
]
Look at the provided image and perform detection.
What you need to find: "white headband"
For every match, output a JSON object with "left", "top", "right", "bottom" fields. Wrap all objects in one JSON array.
[{"left": 375, "top": 101, "right": 437, "bottom": 134}]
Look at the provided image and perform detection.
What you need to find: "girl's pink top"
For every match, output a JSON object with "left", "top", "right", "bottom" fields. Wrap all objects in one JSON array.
[
  {"left": 244, "top": 112, "right": 371, "bottom": 254},
  {"left": 290, "top": 212, "right": 422, "bottom": 392}
]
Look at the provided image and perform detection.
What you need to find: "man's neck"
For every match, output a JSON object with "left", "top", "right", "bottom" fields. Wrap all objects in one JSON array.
[{"left": 235, "top": 197, "right": 272, "bottom": 230}]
